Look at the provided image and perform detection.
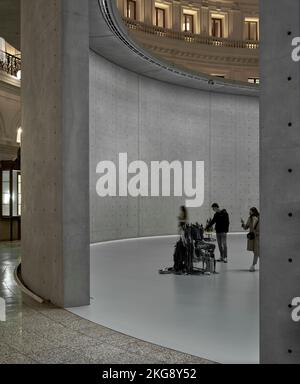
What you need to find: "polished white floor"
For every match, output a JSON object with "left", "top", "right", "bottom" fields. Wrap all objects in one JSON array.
[{"left": 68, "top": 235, "right": 259, "bottom": 364}]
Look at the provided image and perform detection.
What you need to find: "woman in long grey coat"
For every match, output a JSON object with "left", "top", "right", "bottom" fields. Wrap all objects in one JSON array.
[{"left": 241, "top": 207, "right": 260, "bottom": 272}]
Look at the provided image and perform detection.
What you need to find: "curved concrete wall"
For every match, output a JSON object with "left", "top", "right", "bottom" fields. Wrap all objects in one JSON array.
[{"left": 90, "top": 51, "right": 259, "bottom": 242}]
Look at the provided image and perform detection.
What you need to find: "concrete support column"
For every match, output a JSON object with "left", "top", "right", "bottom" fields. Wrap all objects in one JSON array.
[
  {"left": 260, "top": 0, "right": 300, "bottom": 363},
  {"left": 21, "top": 0, "right": 90, "bottom": 308}
]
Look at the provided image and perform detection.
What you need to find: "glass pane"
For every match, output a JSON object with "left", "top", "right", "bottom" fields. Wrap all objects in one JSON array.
[
  {"left": 2, "top": 181, "right": 9, "bottom": 195},
  {"left": 248, "top": 78, "right": 259, "bottom": 84},
  {"left": 188, "top": 16, "right": 192, "bottom": 31},
  {"left": 2, "top": 205, "right": 9, "bottom": 217},
  {"left": 156, "top": 8, "right": 165, "bottom": 28},
  {"left": 12, "top": 171, "right": 18, "bottom": 216},
  {"left": 127, "top": 1, "right": 136, "bottom": 19},
  {"left": 3, "top": 193, "right": 10, "bottom": 205},
  {"left": 184, "top": 15, "right": 193, "bottom": 32},
  {"left": 250, "top": 22, "right": 257, "bottom": 40},
  {"left": 212, "top": 19, "right": 222, "bottom": 37},
  {"left": 2, "top": 171, "right": 9, "bottom": 183},
  {"left": 244, "top": 22, "right": 248, "bottom": 38},
  {"left": 2, "top": 171, "right": 10, "bottom": 216},
  {"left": 18, "top": 174, "right": 22, "bottom": 216}
]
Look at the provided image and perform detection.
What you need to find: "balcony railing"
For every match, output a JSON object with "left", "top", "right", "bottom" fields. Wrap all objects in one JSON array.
[
  {"left": 123, "top": 18, "right": 259, "bottom": 50},
  {"left": 0, "top": 50, "right": 21, "bottom": 78}
]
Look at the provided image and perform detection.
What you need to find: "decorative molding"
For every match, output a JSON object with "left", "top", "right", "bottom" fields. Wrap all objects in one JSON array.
[
  {"left": 0, "top": 71, "right": 20, "bottom": 87},
  {"left": 0, "top": 144, "right": 19, "bottom": 161},
  {"left": 140, "top": 41, "right": 259, "bottom": 66},
  {"left": 124, "top": 18, "right": 259, "bottom": 49},
  {"left": 96, "top": 0, "right": 259, "bottom": 95},
  {"left": 120, "top": 3, "right": 259, "bottom": 81}
]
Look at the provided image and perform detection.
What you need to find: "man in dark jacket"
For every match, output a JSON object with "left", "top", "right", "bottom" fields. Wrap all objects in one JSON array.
[{"left": 206, "top": 203, "right": 230, "bottom": 263}]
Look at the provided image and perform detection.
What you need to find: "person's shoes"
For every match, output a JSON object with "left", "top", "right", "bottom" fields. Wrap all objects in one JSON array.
[
  {"left": 216, "top": 259, "right": 224, "bottom": 262},
  {"left": 223, "top": 259, "right": 228, "bottom": 264},
  {"left": 249, "top": 265, "right": 255, "bottom": 272}
]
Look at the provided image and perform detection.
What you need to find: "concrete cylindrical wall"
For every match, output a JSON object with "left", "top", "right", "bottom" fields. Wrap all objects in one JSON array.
[
  {"left": 260, "top": 0, "right": 300, "bottom": 364},
  {"left": 90, "top": 51, "right": 259, "bottom": 243},
  {"left": 21, "top": 0, "right": 90, "bottom": 308}
]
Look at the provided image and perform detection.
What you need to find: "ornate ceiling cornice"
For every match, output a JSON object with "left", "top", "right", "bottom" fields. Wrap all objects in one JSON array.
[
  {"left": 143, "top": 42, "right": 258, "bottom": 66},
  {"left": 90, "top": 0, "right": 259, "bottom": 96}
]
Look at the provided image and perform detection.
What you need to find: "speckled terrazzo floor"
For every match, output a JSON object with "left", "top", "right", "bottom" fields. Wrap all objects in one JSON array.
[{"left": 0, "top": 242, "right": 214, "bottom": 364}]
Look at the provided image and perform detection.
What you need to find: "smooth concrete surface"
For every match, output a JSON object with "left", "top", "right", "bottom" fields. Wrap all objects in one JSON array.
[
  {"left": 0, "top": 243, "right": 211, "bottom": 364},
  {"left": 260, "top": 0, "right": 300, "bottom": 364},
  {"left": 69, "top": 235, "right": 259, "bottom": 364},
  {"left": 21, "top": 0, "right": 90, "bottom": 307},
  {"left": 90, "top": 52, "right": 259, "bottom": 242}
]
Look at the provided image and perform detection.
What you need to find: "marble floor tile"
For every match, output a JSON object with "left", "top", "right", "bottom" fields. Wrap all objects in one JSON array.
[
  {"left": 0, "top": 342, "right": 38, "bottom": 364},
  {"left": 0, "top": 241, "right": 212, "bottom": 364},
  {"left": 78, "top": 324, "right": 116, "bottom": 339},
  {"left": 94, "top": 332, "right": 140, "bottom": 348},
  {"left": 73, "top": 343, "right": 137, "bottom": 364},
  {"left": 29, "top": 347, "right": 94, "bottom": 364},
  {"left": 39, "top": 327, "right": 108, "bottom": 350},
  {"left": 0, "top": 328, "right": 60, "bottom": 355}
]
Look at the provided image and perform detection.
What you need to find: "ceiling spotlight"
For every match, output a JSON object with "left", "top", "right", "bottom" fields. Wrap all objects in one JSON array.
[{"left": 208, "top": 79, "right": 215, "bottom": 85}]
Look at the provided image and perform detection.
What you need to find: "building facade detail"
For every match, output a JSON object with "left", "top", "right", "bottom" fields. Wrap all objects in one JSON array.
[{"left": 117, "top": 0, "right": 259, "bottom": 82}]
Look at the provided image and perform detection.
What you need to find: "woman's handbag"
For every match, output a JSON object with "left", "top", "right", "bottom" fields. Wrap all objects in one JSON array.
[
  {"left": 247, "top": 218, "right": 259, "bottom": 240},
  {"left": 247, "top": 232, "right": 255, "bottom": 240}
]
